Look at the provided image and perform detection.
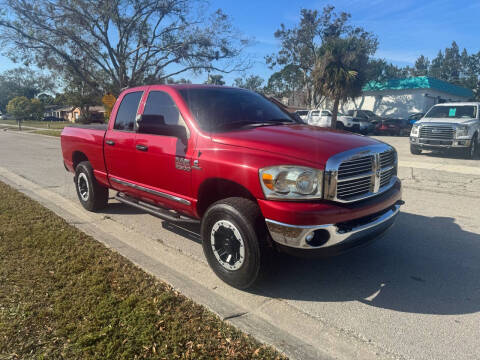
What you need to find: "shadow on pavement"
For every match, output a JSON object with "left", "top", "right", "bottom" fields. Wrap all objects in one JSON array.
[{"left": 250, "top": 211, "right": 480, "bottom": 315}]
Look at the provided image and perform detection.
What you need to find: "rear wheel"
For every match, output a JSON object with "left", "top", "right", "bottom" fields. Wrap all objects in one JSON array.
[
  {"left": 201, "top": 197, "right": 269, "bottom": 289},
  {"left": 336, "top": 122, "right": 345, "bottom": 130},
  {"left": 410, "top": 144, "right": 422, "bottom": 155},
  {"left": 74, "top": 161, "right": 109, "bottom": 211}
]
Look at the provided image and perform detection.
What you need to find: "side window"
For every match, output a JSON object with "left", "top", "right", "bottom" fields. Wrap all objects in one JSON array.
[
  {"left": 114, "top": 91, "right": 143, "bottom": 131},
  {"left": 143, "top": 91, "right": 187, "bottom": 128}
]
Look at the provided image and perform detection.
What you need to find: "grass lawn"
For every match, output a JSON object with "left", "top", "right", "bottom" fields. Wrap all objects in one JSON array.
[
  {"left": 0, "top": 119, "right": 70, "bottom": 129},
  {"left": 32, "top": 129, "right": 62, "bottom": 137},
  {"left": 0, "top": 181, "right": 285, "bottom": 360}
]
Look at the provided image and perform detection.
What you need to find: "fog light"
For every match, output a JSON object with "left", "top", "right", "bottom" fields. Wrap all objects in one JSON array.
[
  {"left": 410, "top": 137, "right": 417, "bottom": 143},
  {"left": 305, "top": 233, "right": 315, "bottom": 242},
  {"left": 305, "top": 229, "right": 330, "bottom": 247}
]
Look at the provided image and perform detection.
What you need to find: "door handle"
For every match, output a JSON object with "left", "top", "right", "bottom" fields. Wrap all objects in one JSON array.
[
  {"left": 136, "top": 144, "right": 148, "bottom": 152},
  {"left": 105, "top": 140, "right": 115, "bottom": 146}
]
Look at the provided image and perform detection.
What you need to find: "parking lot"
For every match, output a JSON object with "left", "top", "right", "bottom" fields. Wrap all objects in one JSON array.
[{"left": 0, "top": 130, "right": 479, "bottom": 360}]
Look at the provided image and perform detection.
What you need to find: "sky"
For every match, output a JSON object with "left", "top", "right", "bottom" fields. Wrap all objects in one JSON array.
[{"left": 1, "top": 0, "right": 479, "bottom": 85}]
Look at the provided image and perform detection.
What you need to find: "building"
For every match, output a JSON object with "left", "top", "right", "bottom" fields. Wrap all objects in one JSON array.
[
  {"left": 44, "top": 105, "right": 106, "bottom": 122},
  {"left": 341, "top": 76, "right": 474, "bottom": 118}
]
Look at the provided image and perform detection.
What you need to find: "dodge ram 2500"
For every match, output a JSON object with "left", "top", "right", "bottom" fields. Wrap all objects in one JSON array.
[{"left": 61, "top": 85, "right": 403, "bottom": 289}]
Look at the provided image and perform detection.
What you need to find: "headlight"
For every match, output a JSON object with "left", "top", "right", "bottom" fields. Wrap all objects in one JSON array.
[
  {"left": 456, "top": 125, "right": 469, "bottom": 137},
  {"left": 410, "top": 124, "right": 420, "bottom": 136},
  {"left": 259, "top": 166, "right": 323, "bottom": 200}
]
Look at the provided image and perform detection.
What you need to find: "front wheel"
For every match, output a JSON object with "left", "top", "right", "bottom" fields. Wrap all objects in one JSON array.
[
  {"left": 201, "top": 197, "right": 268, "bottom": 289},
  {"left": 74, "top": 161, "right": 109, "bottom": 211},
  {"left": 410, "top": 144, "right": 422, "bottom": 155},
  {"left": 464, "top": 135, "right": 478, "bottom": 159}
]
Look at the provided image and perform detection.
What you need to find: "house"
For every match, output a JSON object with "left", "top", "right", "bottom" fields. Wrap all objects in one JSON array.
[
  {"left": 44, "top": 105, "right": 106, "bottom": 122},
  {"left": 44, "top": 105, "right": 74, "bottom": 120},
  {"left": 341, "top": 76, "right": 474, "bottom": 118}
]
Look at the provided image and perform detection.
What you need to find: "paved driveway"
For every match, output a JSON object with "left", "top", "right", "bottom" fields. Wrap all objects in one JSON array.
[{"left": 1, "top": 130, "right": 479, "bottom": 360}]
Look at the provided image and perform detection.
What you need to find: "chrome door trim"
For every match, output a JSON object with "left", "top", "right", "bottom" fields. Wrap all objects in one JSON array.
[{"left": 110, "top": 177, "right": 191, "bottom": 206}]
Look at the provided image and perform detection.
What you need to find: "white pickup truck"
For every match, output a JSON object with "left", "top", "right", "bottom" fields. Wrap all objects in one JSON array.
[
  {"left": 306, "top": 109, "right": 355, "bottom": 130},
  {"left": 409, "top": 102, "right": 479, "bottom": 159}
]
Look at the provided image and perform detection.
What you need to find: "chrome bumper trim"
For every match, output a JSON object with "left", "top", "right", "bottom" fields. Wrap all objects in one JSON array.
[
  {"left": 265, "top": 203, "right": 402, "bottom": 249},
  {"left": 410, "top": 137, "right": 470, "bottom": 148}
]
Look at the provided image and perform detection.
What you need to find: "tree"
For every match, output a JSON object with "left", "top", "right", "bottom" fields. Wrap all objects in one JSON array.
[
  {"left": 6, "top": 96, "right": 45, "bottom": 129},
  {"left": 313, "top": 37, "right": 370, "bottom": 128},
  {"left": 205, "top": 74, "right": 225, "bottom": 85},
  {"left": 265, "top": 64, "right": 304, "bottom": 104},
  {"left": 0, "top": 0, "right": 250, "bottom": 96},
  {"left": 0, "top": 67, "right": 54, "bottom": 112},
  {"left": 413, "top": 55, "right": 430, "bottom": 76},
  {"left": 29, "top": 98, "right": 45, "bottom": 121},
  {"left": 63, "top": 77, "right": 103, "bottom": 123},
  {"left": 234, "top": 75, "right": 264, "bottom": 92},
  {"left": 267, "top": 6, "right": 377, "bottom": 108}
]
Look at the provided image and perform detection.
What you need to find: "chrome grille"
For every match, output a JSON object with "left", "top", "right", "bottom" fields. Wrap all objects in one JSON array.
[
  {"left": 338, "top": 156, "right": 373, "bottom": 179},
  {"left": 380, "top": 167, "right": 394, "bottom": 188},
  {"left": 325, "top": 144, "right": 398, "bottom": 203},
  {"left": 379, "top": 150, "right": 395, "bottom": 168},
  {"left": 419, "top": 125, "right": 455, "bottom": 140}
]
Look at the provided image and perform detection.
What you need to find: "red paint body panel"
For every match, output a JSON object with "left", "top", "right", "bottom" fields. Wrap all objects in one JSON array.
[
  {"left": 61, "top": 84, "right": 402, "bottom": 226},
  {"left": 258, "top": 180, "right": 402, "bottom": 226}
]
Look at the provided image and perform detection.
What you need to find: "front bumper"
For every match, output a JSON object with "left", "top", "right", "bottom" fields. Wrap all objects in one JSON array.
[
  {"left": 410, "top": 136, "right": 471, "bottom": 148},
  {"left": 266, "top": 202, "right": 401, "bottom": 251},
  {"left": 259, "top": 181, "right": 402, "bottom": 254}
]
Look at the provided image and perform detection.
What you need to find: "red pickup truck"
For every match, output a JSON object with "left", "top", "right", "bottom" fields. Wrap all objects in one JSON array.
[{"left": 61, "top": 85, "right": 403, "bottom": 288}]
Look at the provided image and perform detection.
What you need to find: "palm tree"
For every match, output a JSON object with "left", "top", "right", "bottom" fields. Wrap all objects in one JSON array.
[{"left": 313, "top": 37, "right": 369, "bottom": 128}]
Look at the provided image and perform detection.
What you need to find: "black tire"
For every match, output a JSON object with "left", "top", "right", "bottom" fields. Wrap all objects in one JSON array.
[
  {"left": 336, "top": 121, "right": 345, "bottom": 130},
  {"left": 410, "top": 144, "right": 422, "bottom": 155},
  {"left": 74, "top": 161, "right": 109, "bottom": 211},
  {"left": 464, "top": 134, "right": 478, "bottom": 159},
  {"left": 201, "top": 197, "right": 269, "bottom": 289}
]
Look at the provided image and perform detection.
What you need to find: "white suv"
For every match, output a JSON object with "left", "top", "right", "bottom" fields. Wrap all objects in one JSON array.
[{"left": 410, "top": 102, "right": 479, "bottom": 159}]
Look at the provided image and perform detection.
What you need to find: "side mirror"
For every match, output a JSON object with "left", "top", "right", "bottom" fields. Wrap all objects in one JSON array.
[{"left": 137, "top": 114, "right": 187, "bottom": 141}]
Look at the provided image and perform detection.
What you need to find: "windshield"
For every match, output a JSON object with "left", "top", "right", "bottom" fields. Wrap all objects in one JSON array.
[
  {"left": 178, "top": 87, "right": 295, "bottom": 131},
  {"left": 425, "top": 105, "right": 477, "bottom": 119},
  {"left": 179, "top": 88, "right": 296, "bottom": 131}
]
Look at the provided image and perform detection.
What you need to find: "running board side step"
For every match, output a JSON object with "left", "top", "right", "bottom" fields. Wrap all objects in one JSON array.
[{"left": 115, "top": 193, "right": 200, "bottom": 224}]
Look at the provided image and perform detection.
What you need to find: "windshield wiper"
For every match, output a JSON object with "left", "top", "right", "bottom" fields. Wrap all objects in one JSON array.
[{"left": 215, "top": 120, "right": 292, "bottom": 130}]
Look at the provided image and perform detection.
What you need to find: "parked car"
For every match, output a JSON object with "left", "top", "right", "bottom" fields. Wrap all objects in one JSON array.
[
  {"left": 410, "top": 102, "right": 480, "bottom": 159},
  {"left": 306, "top": 109, "right": 355, "bottom": 130},
  {"left": 375, "top": 118, "right": 411, "bottom": 136},
  {"left": 294, "top": 110, "right": 309, "bottom": 122},
  {"left": 61, "top": 85, "right": 403, "bottom": 289},
  {"left": 408, "top": 112, "right": 424, "bottom": 125},
  {"left": 319, "top": 110, "right": 355, "bottom": 130},
  {"left": 347, "top": 109, "right": 383, "bottom": 125},
  {"left": 43, "top": 116, "right": 65, "bottom": 122},
  {"left": 306, "top": 109, "right": 331, "bottom": 127}
]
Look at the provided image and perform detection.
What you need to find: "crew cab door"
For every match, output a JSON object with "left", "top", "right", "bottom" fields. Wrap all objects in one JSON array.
[
  {"left": 104, "top": 89, "right": 145, "bottom": 194},
  {"left": 134, "top": 89, "right": 194, "bottom": 211}
]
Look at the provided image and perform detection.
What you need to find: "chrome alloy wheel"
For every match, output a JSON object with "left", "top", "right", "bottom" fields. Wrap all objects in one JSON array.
[
  {"left": 471, "top": 137, "right": 477, "bottom": 158},
  {"left": 210, "top": 220, "right": 245, "bottom": 271},
  {"left": 77, "top": 172, "right": 90, "bottom": 201}
]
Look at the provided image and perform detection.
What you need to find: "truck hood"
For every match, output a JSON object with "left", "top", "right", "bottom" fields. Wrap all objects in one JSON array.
[
  {"left": 417, "top": 117, "right": 476, "bottom": 125},
  {"left": 211, "top": 124, "right": 382, "bottom": 167}
]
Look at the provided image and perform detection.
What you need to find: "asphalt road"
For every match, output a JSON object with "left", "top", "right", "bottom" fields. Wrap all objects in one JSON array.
[{"left": 0, "top": 130, "right": 479, "bottom": 360}]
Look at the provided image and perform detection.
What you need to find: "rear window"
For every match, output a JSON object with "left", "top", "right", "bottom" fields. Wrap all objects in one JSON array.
[
  {"left": 311, "top": 111, "right": 320, "bottom": 116},
  {"left": 425, "top": 105, "right": 477, "bottom": 119}
]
